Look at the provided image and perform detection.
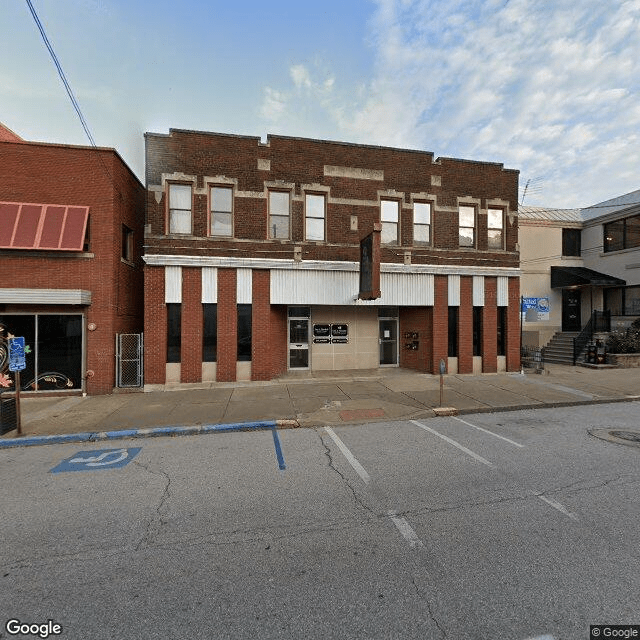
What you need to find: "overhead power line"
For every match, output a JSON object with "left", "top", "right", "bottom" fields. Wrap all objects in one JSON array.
[{"left": 26, "top": 0, "right": 96, "bottom": 148}]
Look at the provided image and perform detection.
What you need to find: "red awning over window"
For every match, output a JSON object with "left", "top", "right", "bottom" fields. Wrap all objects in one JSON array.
[{"left": 0, "top": 202, "right": 89, "bottom": 251}]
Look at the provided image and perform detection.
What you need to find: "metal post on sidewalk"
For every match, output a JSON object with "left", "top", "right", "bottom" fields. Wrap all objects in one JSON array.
[{"left": 14, "top": 371, "right": 22, "bottom": 436}]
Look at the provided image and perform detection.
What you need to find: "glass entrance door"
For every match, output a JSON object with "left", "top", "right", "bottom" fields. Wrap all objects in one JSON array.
[
  {"left": 379, "top": 318, "right": 398, "bottom": 366},
  {"left": 288, "top": 317, "right": 310, "bottom": 369}
]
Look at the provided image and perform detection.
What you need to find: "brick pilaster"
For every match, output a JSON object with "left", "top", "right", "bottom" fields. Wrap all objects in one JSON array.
[
  {"left": 180, "top": 267, "right": 203, "bottom": 383},
  {"left": 432, "top": 275, "right": 448, "bottom": 374},
  {"left": 506, "top": 276, "right": 521, "bottom": 371},
  {"left": 482, "top": 277, "right": 498, "bottom": 373},
  {"left": 458, "top": 276, "right": 473, "bottom": 374},
  {"left": 143, "top": 266, "right": 167, "bottom": 385},
  {"left": 217, "top": 268, "right": 237, "bottom": 381}
]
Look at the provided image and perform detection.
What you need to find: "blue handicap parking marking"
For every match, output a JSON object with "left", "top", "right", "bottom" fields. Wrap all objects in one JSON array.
[{"left": 50, "top": 447, "right": 142, "bottom": 473}]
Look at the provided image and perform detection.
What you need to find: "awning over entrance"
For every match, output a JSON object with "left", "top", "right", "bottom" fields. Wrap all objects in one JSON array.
[{"left": 550, "top": 266, "right": 626, "bottom": 289}]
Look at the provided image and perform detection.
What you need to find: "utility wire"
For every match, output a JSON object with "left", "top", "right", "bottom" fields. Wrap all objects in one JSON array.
[{"left": 26, "top": 0, "right": 96, "bottom": 148}]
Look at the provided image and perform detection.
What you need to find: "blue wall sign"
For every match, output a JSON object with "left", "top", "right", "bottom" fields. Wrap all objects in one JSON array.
[{"left": 50, "top": 447, "right": 142, "bottom": 473}]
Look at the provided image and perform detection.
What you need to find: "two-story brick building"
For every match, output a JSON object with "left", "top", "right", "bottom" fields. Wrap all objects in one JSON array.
[
  {"left": 143, "top": 129, "right": 521, "bottom": 388},
  {"left": 0, "top": 125, "right": 145, "bottom": 395}
]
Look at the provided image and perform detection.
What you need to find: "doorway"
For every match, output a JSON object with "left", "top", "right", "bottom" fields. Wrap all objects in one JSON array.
[
  {"left": 288, "top": 309, "right": 310, "bottom": 369},
  {"left": 562, "top": 289, "right": 582, "bottom": 331},
  {"left": 379, "top": 318, "right": 398, "bottom": 366}
]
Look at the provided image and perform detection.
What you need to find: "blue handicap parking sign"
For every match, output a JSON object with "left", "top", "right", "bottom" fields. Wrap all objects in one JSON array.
[
  {"left": 50, "top": 447, "right": 141, "bottom": 473},
  {"left": 8, "top": 337, "right": 26, "bottom": 372}
]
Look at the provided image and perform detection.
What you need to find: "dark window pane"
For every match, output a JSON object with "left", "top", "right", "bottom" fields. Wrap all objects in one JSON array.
[
  {"left": 497, "top": 307, "right": 506, "bottom": 356},
  {"left": 604, "top": 220, "right": 624, "bottom": 252},
  {"left": 167, "top": 304, "right": 181, "bottom": 363},
  {"left": 448, "top": 307, "right": 458, "bottom": 357},
  {"left": 626, "top": 215, "right": 640, "bottom": 249},
  {"left": 37, "top": 315, "right": 82, "bottom": 390},
  {"left": 203, "top": 304, "right": 217, "bottom": 362},
  {"left": 473, "top": 307, "right": 483, "bottom": 357},
  {"left": 562, "top": 228, "right": 581, "bottom": 256},
  {"left": 0, "top": 315, "right": 36, "bottom": 390},
  {"left": 624, "top": 286, "right": 640, "bottom": 315},
  {"left": 604, "top": 288, "right": 623, "bottom": 315},
  {"left": 237, "top": 304, "right": 252, "bottom": 361}
]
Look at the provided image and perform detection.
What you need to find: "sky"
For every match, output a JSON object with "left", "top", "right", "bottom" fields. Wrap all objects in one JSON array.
[{"left": 2, "top": 0, "right": 639, "bottom": 208}]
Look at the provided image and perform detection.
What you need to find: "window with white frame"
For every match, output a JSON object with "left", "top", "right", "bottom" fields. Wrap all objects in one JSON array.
[
  {"left": 269, "top": 191, "right": 290, "bottom": 239},
  {"left": 305, "top": 193, "right": 325, "bottom": 241},
  {"left": 381, "top": 200, "right": 399, "bottom": 244},
  {"left": 210, "top": 186, "right": 233, "bottom": 236},
  {"left": 459, "top": 205, "right": 475, "bottom": 247},
  {"left": 168, "top": 184, "right": 192, "bottom": 234},
  {"left": 487, "top": 208, "right": 503, "bottom": 250},
  {"left": 413, "top": 202, "right": 431, "bottom": 244}
]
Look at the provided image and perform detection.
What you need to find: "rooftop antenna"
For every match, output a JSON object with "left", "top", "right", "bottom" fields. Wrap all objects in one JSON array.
[{"left": 520, "top": 177, "right": 543, "bottom": 205}]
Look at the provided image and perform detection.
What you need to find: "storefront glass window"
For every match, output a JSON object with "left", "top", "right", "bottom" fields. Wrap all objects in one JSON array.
[
  {"left": 624, "top": 287, "right": 640, "bottom": 316},
  {"left": 237, "top": 304, "right": 252, "bottom": 361},
  {"left": 203, "top": 304, "right": 217, "bottom": 362}
]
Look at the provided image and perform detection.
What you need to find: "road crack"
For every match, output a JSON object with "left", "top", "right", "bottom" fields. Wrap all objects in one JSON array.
[
  {"left": 133, "top": 460, "right": 172, "bottom": 550},
  {"left": 412, "top": 577, "right": 447, "bottom": 639}
]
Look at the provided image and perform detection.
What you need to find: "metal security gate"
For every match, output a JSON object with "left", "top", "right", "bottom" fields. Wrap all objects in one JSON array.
[{"left": 116, "top": 333, "right": 143, "bottom": 388}]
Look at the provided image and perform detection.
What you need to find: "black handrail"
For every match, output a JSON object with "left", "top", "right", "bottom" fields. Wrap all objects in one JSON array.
[{"left": 573, "top": 310, "right": 610, "bottom": 364}]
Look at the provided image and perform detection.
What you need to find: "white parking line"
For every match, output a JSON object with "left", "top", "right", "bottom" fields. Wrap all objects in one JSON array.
[
  {"left": 324, "top": 426, "right": 371, "bottom": 485},
  {"left": 388, "top": 511, "right": 424, "bottom": 548},
  {"left": 452, "top": 416, "right": 525, "bottom": 448},
  {"left": 537, "top": 495, "right": 579, "bottom": 521},
  {"left": 411, "top": 420, "right": 496, "bottom": 469}
]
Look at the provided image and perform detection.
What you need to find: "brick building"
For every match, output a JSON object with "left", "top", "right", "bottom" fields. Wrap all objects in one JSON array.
[
  {"left": 143, "top": 129, "right": 520, "bottom": 387},
  {"left": 0, "top": 127, "right": 145, "bottom": 395}
]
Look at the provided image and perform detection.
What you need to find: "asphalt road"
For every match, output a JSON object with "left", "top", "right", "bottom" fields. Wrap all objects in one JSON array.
[{"left": 1, "top": 402, "right": 639, "bottom": 640}]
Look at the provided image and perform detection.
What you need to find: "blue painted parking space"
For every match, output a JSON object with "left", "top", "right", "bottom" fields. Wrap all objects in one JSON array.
[{"left": 50, "top": 447, "right": 142, "bottom": 473}]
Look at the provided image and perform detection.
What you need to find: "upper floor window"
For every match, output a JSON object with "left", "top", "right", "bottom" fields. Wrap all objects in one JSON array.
[
  {"left": 413, "top": 202, "right": 431, "bottom": 245},
  {"left": 604, "top": 214, "right": 640, "bottom": 252},
  {"left": 562, "top": 228, "right": 581, "bottom": 256},
  {"left": 168, "top": 184, "right": 192, "bottom": 234},
  {"left": 269, "top": 191, "right": 290, "bottom": 239},
  {"left": 305, "top": 194, "right": 325, "bottom": 241},
  {"left": 459, "top": 205, "right": 476, "bottom": 247},
  {"left": 210, "top": 186, "right": 233, "bottom": 237},
  {"left": 381, "top": 200, "right": 399, "bottom": 244},
  {"left": 487, "top": 208, "right": 503, "bottom": 250}
]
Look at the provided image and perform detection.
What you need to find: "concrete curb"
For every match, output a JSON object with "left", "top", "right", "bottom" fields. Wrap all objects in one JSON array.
[{"left": 0, "top": 419, "right": 300, "bottom": 449}]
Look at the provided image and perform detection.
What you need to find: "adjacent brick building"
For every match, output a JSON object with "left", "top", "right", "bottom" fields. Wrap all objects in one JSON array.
[
  {"left": 0, "top": 129, "right": 145, "bottom": 395},
  {"left": 143, "top": 129, "right": 521, "bottom": 387}
]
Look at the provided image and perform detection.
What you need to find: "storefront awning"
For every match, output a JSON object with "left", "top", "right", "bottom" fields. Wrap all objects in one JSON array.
[
  {"left": 550, "top": 266, "right": 626, "bottom": 288},
  {"left": 0, "top": 201, "right": 89, "bottom": 251}
]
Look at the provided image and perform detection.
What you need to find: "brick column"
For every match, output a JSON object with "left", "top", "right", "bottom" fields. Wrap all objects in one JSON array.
[
  {"left": 458, "top": 276, "right": 473, "bottom": 374},
  {"left": 506, "top": 276, "right": 521, "bottom": 371},
  {"left": 217, "top": 268, "right": 237, "bottom": 382},
  {"left": 143, "top": 266, "right": 167, "bottom": 385},
  {"left": 251, "top": 270, "right": 271, "bottom": 381},
  {"left": 180, "top": 267, "right": 203, "bottom": 383},
  {"left": 432, "top": 275, "right": 448, "bottom": 374},
  {"left": 270, "top": 305, "right": 288, "bottom": 378},
  {"left": 482, "top": 277, "right": 498, "bottom": 373}
]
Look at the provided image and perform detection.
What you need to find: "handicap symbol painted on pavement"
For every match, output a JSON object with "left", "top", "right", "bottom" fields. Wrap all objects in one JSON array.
[{"left": 50, "top": 448, "right": 142, "bottom": 473}]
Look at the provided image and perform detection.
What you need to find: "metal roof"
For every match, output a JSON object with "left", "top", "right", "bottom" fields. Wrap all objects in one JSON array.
[
  {"left": 518, "top": 205, "right": 582, "bottom": 222},
  {"left": 580, "top": 189, "right": 640, "bottom": 221}
]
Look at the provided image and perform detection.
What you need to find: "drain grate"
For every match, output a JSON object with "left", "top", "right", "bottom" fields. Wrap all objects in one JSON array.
[{"left": 609, "top": 431, "right": 640, "bottom": 443}]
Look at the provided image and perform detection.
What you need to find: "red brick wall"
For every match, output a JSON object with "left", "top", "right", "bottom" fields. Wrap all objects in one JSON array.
[
  {"left": 507, "top": 277, "right": 521, "bottom": 371},
  {"left": 144, "top": 130, "right": 519, "bottom": 270},
  {"left": 270, "top": 305, "right": 288, "bottom": 378},
  {"left": 181, "top": 267, "right": 202, "bottom": 383},
  {"left": 399, "top": 307, "right": 431, "bottom": 372},
  {"left": 482, "top": 278, "right": 498, "bottom": 373},
  {"left": 216, "top": 268, "right": 237, "bottom": 382},
  {"left": 143, "top": 267, "right": 166, "bottom": 385},
  {"left": 432, "top": 275, "right": 448, "bottom": 374},
  {"left": 0, "top": 141, "right": 144, "bottom": 394},
  {"left": 458, "top": 277, "right": 473, "bottom": 374},
  {"left": 251, "top": 270, "right": 271, "bottom": 380}
]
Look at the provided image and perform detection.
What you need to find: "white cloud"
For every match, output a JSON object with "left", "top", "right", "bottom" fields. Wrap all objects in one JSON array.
[{"left": 259, "top": 0, "right": 640, "bottom": 207}]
